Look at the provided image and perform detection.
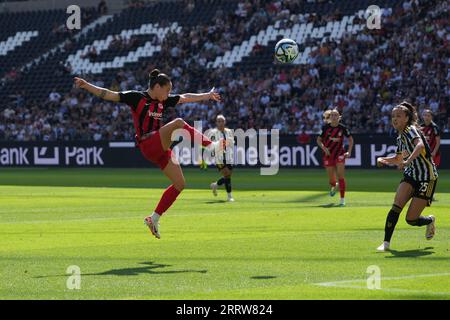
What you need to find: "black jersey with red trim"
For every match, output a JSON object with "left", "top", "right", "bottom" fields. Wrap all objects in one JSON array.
[
  {"left": 420, "top": 122, "right": 441, "bottom": 156},
  {"left": 119, "top": 91, "right": 180, "bottom": 140},
  {"left": 319, "top": 123, "right": 351, "bottom": 158}
]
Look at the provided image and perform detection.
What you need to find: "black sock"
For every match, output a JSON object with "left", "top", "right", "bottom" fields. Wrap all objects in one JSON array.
[
  {"left": 415, "top": 216, "right": 432, "bottom": 226},
  {"left": 384, "top": 205, "right": 402, "bottom": 242},
  {"left": 224, "top": 178, "right": 232, "bottom": 193},
  {"left": 217, "top": 177, "right": 225, "bottom": 186}
]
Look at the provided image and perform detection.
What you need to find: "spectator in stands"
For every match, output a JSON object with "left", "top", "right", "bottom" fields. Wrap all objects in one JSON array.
[
  {"left": 0, "top": 0, "right": 448, "bottom": 141},
  {"left": 98, "top": 0, "right": 108, "bottom": 15},
  {"left": 48, "top": 88, "right": 62, "bottom": 103},
  {"left": 297, "top": 127, "right": 311, "bottom": 144}
]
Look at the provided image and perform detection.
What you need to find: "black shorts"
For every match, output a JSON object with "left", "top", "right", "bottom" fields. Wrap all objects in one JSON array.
[
  {"left": 401, "top": 175, "right": 438, "bottom": 206},
  {"left": 216, "top": 164, "right": 233, "bottom": 171}
]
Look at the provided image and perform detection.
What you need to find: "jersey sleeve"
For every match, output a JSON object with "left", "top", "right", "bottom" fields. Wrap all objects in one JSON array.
[
  {"left": 229, "top": 129, "right": 235, "bottom": 142},
  {"left": 319, "top": 126, "right": 327, "bottom": 138},
  {"left": 165, "top": 95, "right": 181, "bottom": 108},
  {"left": 206, "top": 128, "right": 216, "bottom": 141},
  {"left": 433, "top": 124, "right": 441, "bottom": 137},
  {"left": 119, "top": 91, "right": 142, "bottom": 111},
  {"left": 343, "top": 125, "right": 351, "bottom": 137},
  {"left": 407, "top": 126, "right": 421, "bottom": 142}
]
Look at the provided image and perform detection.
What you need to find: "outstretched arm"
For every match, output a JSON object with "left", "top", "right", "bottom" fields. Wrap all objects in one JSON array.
[
  {"left": 74, "top": 77, "right": 120, "bottom": 102},
  {"left": 178, "top": 87, "right": 221, "bottom": 104},
  {"left": 377, "top": 153, "right": 403, "bottom": 167}
]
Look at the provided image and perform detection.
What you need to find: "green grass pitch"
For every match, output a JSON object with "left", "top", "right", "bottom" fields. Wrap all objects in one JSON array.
[{"left": 0, "top": 168, "right": 449, "bottom": 300}]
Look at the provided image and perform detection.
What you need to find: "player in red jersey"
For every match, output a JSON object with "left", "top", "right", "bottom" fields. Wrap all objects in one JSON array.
[
  {"left": 316, "top": 109, "right": 354, "bottom": 206},
  {"left": 74, "top": 69, "right": 222, "bottom": 239},
  {"left": 420, "top": 109, "right": 441, "bottom": 167}
]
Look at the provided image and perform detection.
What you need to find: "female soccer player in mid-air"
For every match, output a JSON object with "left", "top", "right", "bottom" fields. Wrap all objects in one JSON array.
[
  {"left": 209, "top": 115, "right": 235, "bottom": 202},
  {"left": 376, "top": 101, "right": 437, "bottom": 251},
  {"left": 74, "top": 69, "right": 222, "bottom": 239},
  {"left": 316, "top": 109, "right": 353, "bottom": 206}
]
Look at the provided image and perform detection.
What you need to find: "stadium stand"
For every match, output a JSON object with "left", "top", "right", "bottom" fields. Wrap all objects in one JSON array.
[{"left": 0, "top": 0, "right": 448, "bottom": 141}]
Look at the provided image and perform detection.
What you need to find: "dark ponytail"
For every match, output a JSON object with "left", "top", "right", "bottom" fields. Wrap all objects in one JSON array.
[
  {"left": 398, "top": 101, "right": 418, "bottom": 127},
  {"left": 149, "top": 69, "right": 171, "bottom": 89}
]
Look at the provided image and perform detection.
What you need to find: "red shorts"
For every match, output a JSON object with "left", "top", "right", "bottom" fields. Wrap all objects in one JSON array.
[
  {"left": 433, "top": 154, "right": 440, "bottom": 167},
  {"left": 139, "top": 131, "right": 172, "bottom": 170},
  {"left": 323, "top": 154, "right": 345, "bottom": 167}
]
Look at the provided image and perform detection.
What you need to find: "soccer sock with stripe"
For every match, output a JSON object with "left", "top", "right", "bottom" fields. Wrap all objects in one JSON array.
[
  {"left": 217, "top": 177, "right": 225, "bottom": 186},
  {"left": 183, "top": 123, "right": 212, "bottom": 147},
  {"left": 338, "top": 178, "right": 346, "bottom": 198},
  {"left": 406, "top": 216, "right": 432, "bottom": 226},
  {"left": 416, "top": 216, "right": 433, "bottom": 226},
  {"left": 384, "top": 204, "right": 402, "bottom": 242},
  {"left": 154, "top": 184, "right": 181, "bottom": 216},
  {"left": 224, "top": 178, "right": 232, "bottom": 193}
]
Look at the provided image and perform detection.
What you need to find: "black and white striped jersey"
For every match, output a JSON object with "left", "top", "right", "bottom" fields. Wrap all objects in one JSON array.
[
  {"left": 207, "top": 128, "right": 234, "bottom": 164},
  {"left": 396, "top": 125, "right": 438, "bottom": 181}
]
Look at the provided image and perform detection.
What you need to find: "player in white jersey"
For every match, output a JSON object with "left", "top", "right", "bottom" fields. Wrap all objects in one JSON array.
[{"left": 209, "top": 115, "right": 235, "bottom": 202}]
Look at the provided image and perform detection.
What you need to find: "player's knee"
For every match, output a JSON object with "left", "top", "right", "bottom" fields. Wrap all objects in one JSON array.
[
  {"left": 174, "top": 179, "right": 185, "bottom": 191},
  {"left": 173, "top": 118, "right": 185, "bottom": 128},
  {"left": 391, "top": 204, "right": 403, "bottom": 214},
  {"left": 406, "top": 218, "right": 418, "bottom": 226}
]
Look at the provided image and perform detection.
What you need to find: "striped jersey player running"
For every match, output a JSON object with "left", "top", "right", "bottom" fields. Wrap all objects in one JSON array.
[
  {"left": 209, "top": 115, "right": 235, "bottom": 202},
  {"left": 376, "top": 102, "right": 438, "bottom": 251}
]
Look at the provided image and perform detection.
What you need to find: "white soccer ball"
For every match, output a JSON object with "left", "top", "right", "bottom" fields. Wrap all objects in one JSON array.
[{"left": 274, "top": 38, "right": 299, "bottom": 64}]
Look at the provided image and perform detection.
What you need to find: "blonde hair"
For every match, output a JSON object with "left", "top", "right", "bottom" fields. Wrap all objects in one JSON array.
[
  {"left": 323, "top": 110, "right": 332, "bottom": 124},
  {"left": 323, "top": 109, "right": 340, "bottom": 124}
]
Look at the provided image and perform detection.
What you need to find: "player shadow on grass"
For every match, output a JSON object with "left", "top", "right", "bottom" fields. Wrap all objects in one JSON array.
[
  {"left": 204, "top": 200, "right": 227, "bottom": 204},
  {"left": 286, "top": 192, "right": 327, "bottom": 203},
  {"left": 385, "top": 247, "right": 435, "bottom": 258},
  {"left": 250, "top": 276, "right": 277, "bottom": 280},
  {"left": 82, "top": 262, "right": 208, "bottom": 276},
  {"left": 317, "top": 203, "right": 338, "bottom": 208},
  {"left": 34, "top": 262, "right": 207, "bottom": 278}
]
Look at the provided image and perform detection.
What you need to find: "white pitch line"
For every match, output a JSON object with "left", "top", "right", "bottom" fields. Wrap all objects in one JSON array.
[
  {"left": 315, "top": 284, "right": 450, "bottom": 296},
  {"left": 314, "top": 272, "right": 450, "bottom": 296}
]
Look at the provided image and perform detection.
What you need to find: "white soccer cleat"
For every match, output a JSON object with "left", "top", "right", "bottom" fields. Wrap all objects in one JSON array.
[
  {"left": 377, "top": 241, "right": 390, "bottom": 252},
  {"left": 144, "top": 216, "right": 160, "bottom": 239},
  {"left": 425, "top": 215, "right": 436, "bottom": 240},
  {"left": 227, "top": 194, "right": 234, "bottom": 202},
  {"left": 339, "top": 198, "right": 345, "bottom": 206},
  {"left": 210, "top": 182, "right": 218, "bottom": 196}
]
